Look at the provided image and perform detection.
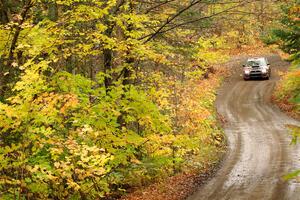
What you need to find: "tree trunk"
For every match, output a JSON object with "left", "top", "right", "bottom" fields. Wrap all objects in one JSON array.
[
  {"left": 122, "top": 0, "right": 135, "bottom": 86},
  {"left": 48, "top": 1, "right": 58, "bottom": 21},
  {"left": 117, "top": 0, "right": 135, "bottom": 128},
  {"left": 103, "top": 45, "right": 113, "bottom": 91},
  {"left": 102, "top": 0, "right": 125, "bottom": 91},
  {"left": 0, "top": 0, "right": 10, "bottom": 24}
]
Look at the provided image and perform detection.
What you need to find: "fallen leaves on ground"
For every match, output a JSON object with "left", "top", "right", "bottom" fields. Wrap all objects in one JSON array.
[{"left": 120, "top": 167, "right": 217, "bottom": 200}]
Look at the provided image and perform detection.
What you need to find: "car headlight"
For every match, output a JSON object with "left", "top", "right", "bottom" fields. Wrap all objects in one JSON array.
[
  {"left": 261, "top": 68, "right": 267, "bottom": 74},
  {"left": 244, "top": 69, "right": 250, "bottom": 74}
]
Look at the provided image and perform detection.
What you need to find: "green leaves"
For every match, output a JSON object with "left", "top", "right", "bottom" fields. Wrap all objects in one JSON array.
[
  {"left": 284, "top": 170, "right": 300, "bottom": 180},
  {"left": 0, "top": 0, "right": 231, "bottom": 198},
  {"left": 267, "top": 1, "right": 300, "bottom": 62}
]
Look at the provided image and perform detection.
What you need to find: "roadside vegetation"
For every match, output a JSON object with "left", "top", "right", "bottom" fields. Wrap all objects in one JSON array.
[
  {"left": 0, "top": 0, "right": 293, "bottom": 199},
  {"left": 263, "top": 1, "right": 300, "bottom": 120},
  {"left": 263, "top": 0, "right": 300, "bottom": 179},
  {"left": 274, "top": 69, "right": 300, "bottom": 120}
]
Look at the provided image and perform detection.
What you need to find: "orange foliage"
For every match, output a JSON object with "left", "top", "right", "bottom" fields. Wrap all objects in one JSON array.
[{"left": 33, "top": 92, "right": 79, "bottom": 115}]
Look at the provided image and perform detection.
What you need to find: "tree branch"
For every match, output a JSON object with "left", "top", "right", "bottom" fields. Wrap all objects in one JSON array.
[
  {"left": 8, "top": 0, "right": 34, "bottom": 62},
  {"left": 141, "top": 0, "right": 204, "bottom": 43},
  {"left": 140, "top": 0, "right": 259, "bottom": 42},
  {"left": 158, "top": 1, "right": 251, "bottom": 34},
  {"left": 144, "top": 0, "right": 176, "bottom": 14}
]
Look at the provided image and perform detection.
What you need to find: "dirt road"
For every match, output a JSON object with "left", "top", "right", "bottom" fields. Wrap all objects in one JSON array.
[{"left": 187, "top": 55, "right": 300, "bottom": 200}]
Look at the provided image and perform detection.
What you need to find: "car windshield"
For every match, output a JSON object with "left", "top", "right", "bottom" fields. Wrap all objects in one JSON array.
[{"left": 246, "top": 59, "right": 267, "bottom": 67}]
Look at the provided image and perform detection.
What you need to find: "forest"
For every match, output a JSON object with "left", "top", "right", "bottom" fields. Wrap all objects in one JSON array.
[{"left": 0, "top": 0, "right": 299, "bottom": 199}]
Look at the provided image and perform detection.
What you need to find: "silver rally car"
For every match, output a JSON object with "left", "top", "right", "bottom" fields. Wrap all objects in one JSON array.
[{"left": 243, "top": 57, "right": 271, "bottom": 80}]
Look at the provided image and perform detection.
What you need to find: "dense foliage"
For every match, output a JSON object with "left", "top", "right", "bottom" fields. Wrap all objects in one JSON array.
[
  {"left": 0, "top": 0, "right": 291, "bottom": 199},
  {"left": 267, "top": 1, "right": 300, "bottom": 179},
  {"left": 274, "top": 68, "right": 300, "bottom": 117},
  {"left": 267, "top": 1, "right": 300, "bottom": 118},
  {"left": 268, "top": 0, "right": 300, "bottom": 63}
]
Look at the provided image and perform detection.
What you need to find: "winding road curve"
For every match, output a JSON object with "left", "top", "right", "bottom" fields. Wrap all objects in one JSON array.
[{"left": 188, "top": 55, "right": 300, "bottom": 200}]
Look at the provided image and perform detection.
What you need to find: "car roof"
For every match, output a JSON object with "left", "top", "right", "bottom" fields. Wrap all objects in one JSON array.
[{"left": 247, "top": 57, "right": 266, "bottom": 61}]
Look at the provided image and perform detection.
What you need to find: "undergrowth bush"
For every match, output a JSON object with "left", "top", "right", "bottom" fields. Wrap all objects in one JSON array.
[
  {"left": 0, "top": 63, "right": 225, "bottom": 199},
  {"left": 274, "top": 66, "right": 300, "bottom": 117}
]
